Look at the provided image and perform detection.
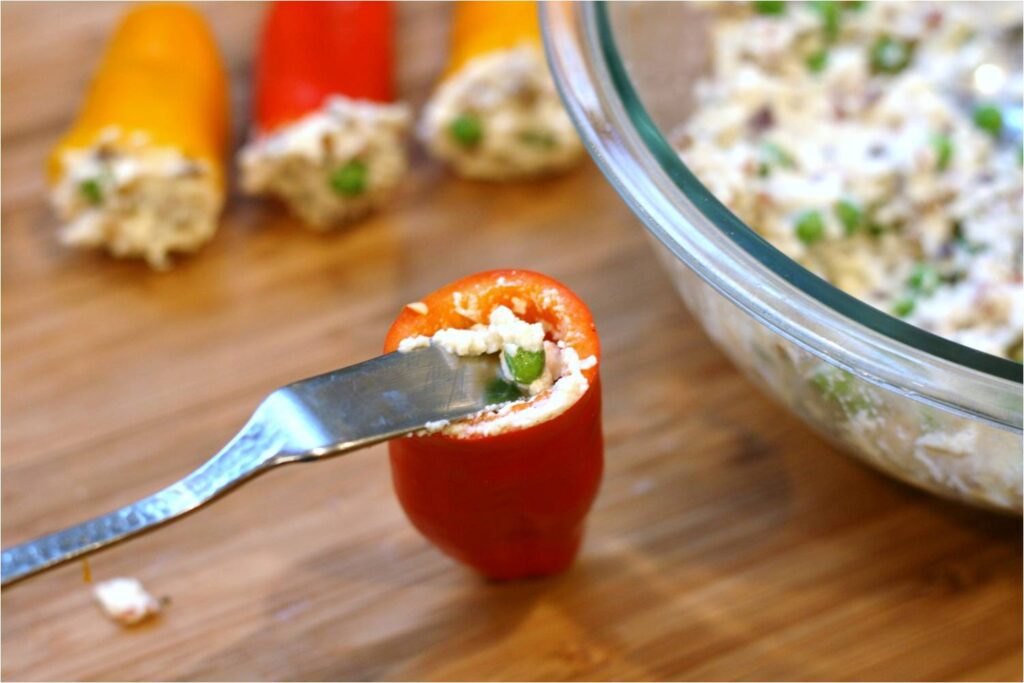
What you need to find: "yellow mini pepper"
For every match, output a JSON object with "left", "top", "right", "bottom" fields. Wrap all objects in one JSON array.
[
  {"left": 48, "top": 4, "right": 229, "bottom": 268},
  {"left": 445, "top": 1, "right": 542, "bottom": 78},
  {"left": 420, "top": 1, "right": 583, "bottom": 181}
]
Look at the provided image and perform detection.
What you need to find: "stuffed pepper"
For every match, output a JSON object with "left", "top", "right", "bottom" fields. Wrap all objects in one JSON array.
[
  {"left": 419, "top": 1, "right": 583, "bottom": 181},
  {"left": 48, "top": 4, "right": 229, "bottom": 269},
  {"left": 384, "top": 270, "right": 603, "bottom": 580},
  {"left": 240, "top": 1, "right": 410, "bottom": 229}
]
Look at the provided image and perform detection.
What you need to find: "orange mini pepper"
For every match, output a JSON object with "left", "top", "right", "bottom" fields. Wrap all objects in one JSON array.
[
  {"left": 445, "top": 1, "right": 542, "bottom": 78},
  {"left": 46, "top": 4, "right": 229, "bottom": 268},
  {"left": 49, "top": 4, "right": 229, "bottom": 189},
  {"left": 421, "top": 1, "right": 582, "bottom": 180}
]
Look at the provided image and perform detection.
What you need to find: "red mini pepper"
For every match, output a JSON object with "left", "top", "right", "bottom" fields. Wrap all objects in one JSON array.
[
  {"left": 384, "top": 270, "right": 603, "bottom": 580},
  {"left": 253, "top": 1, "right": 396, "bottom": 134}
]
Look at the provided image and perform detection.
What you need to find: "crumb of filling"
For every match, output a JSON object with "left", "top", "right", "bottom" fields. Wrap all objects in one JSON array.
[
  {"left": 51, "top": 128, "right": 221, "bottom": 270},
  {"left": 399, "top": 304, "right": 545, "bottom": 356},
  {"left": 398, "top": 303, "right": 597, "bottom": 437},
  {"left": 240, "top": 96, "right": 410, "bottom": 229},
  {"left": 419, "top": 45, "right": 583, "bottom": 180},
  {"left": 93, "top": 577, "right": 162, "bottom": 626}
]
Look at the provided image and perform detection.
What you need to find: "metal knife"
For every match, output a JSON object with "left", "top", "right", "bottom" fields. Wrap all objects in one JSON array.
[{"left": 1, "top": 346, "right": 499, "bottom": 587}]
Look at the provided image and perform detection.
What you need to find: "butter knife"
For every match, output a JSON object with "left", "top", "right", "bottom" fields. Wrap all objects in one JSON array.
[{"left": 1, "top": 346, "right": 498, "bottom": 587}]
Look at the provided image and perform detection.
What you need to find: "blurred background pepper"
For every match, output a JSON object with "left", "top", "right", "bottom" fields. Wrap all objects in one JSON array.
[
  {"left": 239, "top": 1, "right": 410, "bottom": 229},
  {"left": 47, "top": 4, "right": 228, "bottom": 269},
  {"left": 419, "top": 1, "right": 583, "bottom": 181}
]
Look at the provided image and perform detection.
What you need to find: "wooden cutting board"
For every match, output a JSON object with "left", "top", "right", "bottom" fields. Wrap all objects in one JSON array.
[{"left": 2, "top": 3, "right": 1020, "bottom": 681}]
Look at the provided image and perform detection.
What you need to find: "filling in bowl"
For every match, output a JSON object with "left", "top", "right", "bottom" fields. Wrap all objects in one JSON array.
[{"left": 675, "top": 1, "right": 1023, "bottom": 360}]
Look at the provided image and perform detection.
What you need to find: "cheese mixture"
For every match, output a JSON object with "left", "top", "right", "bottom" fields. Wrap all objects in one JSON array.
[
  {"left": 675, "top": 1, "right": 1023, "bottom": 360},
  {"left": 93, "top": 577, "right": 162, "bottom": 626},
  {"left": 240, "top": 96, "right": 410, "bottom": 229},
  {"left": 51, "top": 128, "right": 221, "bottom": 269},
  {"left": 399, "top": 303, "right": 596, "bottom": 438},
  {"left": 420, "top": 46, "right": 584, "bottom": 180}
]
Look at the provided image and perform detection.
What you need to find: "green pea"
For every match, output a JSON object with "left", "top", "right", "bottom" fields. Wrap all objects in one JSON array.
[
  {"left": 972, "top": 104, "right": 1002, "bottom": 138},
  {"left": 752, "top": 0, "right": 786, "bottom": 14},
  {"left": 806, "top": 49, "right": 829, "bottom": 73},
  {"left": 503, "top": 346, "right": 546, "bottom": 384},
  {"left": 907, "top": 262, "right": 939, "bottom": 295},
  {"left": 834, "top": 199, "right": 864, "bottom": 234},
  {"left": 329, "top": 160, "right": 368, "bottom": 196},
  {"left": 449, "top": 113, "right": 483, "bottom": 148},
  {"left": 810, "top": 367, "right": 871, "bottom": 413},
  {"left": 484, "top": 377, "right": 523, "bottom": 404},
  {"left": 891, "top": 297, "right": 916, "bottom": 317},
  {"left": 811, "top": 367, "right": 854, "bottom": 400},
  {"left": 794, "top": 210, "right": 826, "bottom": 245},
  {"left": 79, "top": 178, "right": 103, "bottom": 205},
  {"left": 930, "top": 133, "right": 953, "bottom": 171},
  {"left": 869, "top": 36, "right": 913, "bottom": 74}
]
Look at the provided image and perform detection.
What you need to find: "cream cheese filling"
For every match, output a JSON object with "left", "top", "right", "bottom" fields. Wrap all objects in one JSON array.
[
  {"left": 398, "top": 304, "right": 597, "bottom": 438},
  {"left": 93, "top": 577, "right": 162, "bottom": 626},
  {"left": 51, "top": 128, "right": 221, "bottom": 269},
  {"left": 240, "top": 96, "right": 410, "bottom": 229},
  {"left": 676, "top": 2, "right": 1023, "bottom": 359},
  {"left": 419, "top": 45, "right": 583, "bottom": 180}
]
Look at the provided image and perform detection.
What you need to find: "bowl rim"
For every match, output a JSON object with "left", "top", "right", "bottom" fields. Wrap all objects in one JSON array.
[{"left": 541, "top": 1, "right": 1022, "bottom": 431}]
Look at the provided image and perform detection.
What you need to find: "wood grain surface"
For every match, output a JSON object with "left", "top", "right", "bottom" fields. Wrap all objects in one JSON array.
[{"left": 1, "top": 3, "right": 1020, "bottom": 681}]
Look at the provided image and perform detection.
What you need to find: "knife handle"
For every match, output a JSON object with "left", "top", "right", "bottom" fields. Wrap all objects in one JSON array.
[{"left": 1, "top": 415, "right": 285, "bottom": 587}]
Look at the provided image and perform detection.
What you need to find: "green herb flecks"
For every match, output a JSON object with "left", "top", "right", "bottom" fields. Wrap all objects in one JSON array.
[
  {"left": 752, "top": 0, "right": 786, "bottom": 15},
  {"left": 758, "top": 141, "right": 796, "bottom": 176},
  {"left": 869, "top": 36, "right": 914, "bottom": 74},
  {"left": 484, "top": 377, "right": 524, "bottom": 404},
  {"left": 811, "top": 1, "right": 841, "bottom": 43},
  {"left": 806, "top": 48, "right": 829, "bottom": 73},
  {"left": 907, "top": 262, "right": 940, "bottom": 295},
  {"left": 518, "top": 130, "right": 557, "bottom": 149},
  {"left": 930, "top": 133, "right": 953, "bottom": 171},
  {"left": 834, "top": 199, "right": 864, "bottom": 235}
]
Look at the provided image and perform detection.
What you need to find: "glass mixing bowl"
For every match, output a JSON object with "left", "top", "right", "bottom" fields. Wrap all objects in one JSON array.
[{"left": 541, "top": 2, "right": 1023, "bottom": 513}]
